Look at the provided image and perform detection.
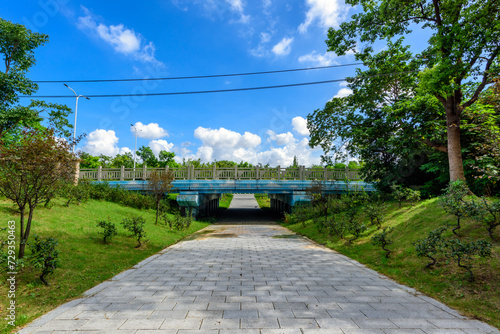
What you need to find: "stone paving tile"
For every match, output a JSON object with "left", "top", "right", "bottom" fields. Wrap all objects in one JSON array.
[{"left": 17, "top": 195, "right": 500, "bottom": 334}]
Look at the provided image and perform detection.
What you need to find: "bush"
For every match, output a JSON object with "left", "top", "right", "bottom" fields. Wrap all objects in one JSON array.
[
  {"left": 172, "top": 214, "right": 192, "bottom": 231},
  {"left": 63, "top": 179, "right": 91, "bottom": 206},
  {"left": 391, "top": 184, "right": 421, "bottom": 207},
  {"left": 371, "top": 227, "right": 394, "bottom": 258},
  {"left": 445, "top": 238, "right": 492, "bottom": 282},
  {"left": 365, "top": 201, "right": 386, "bottom": 229},
  {"left": 472, "top": 198, "right": 500, "bottom": 239},
  {"left": 28, "top": 235, "right": 59, "bottom": 285},
  {"left": 414, "top": 227, "right": 448, "bottom": 268},
  {"left": 96, "top": 220, "right": 117, "bottom": 244},
  {"left": 438, "top": 180, "right": 477, "bottom": 235},
  {"left": 121, "top": 216, "right": 148, "bottom": 248}
]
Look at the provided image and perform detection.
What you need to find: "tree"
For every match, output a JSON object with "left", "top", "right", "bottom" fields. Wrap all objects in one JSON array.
[
  {"left": 111, "top": 152, "right": 134, "bottom": 168},
  {"left": 158, "top": 150, "right": 178, "bottom": 168},
  {"left": 311, "top": 0, "right": 500, "bottom": 182},
  {"left": 0, "top": 19, "right": 73, "bottom": 142},
  {"left": 148, "top": 170, "right": 174, "bottom": 225},
  {"left": 0, "top": 128, "right": 77, "bottom": 258},
  {"left": 78, "top": 152, "right": 101, "bottom": 169},
  {"left": 137, "top": 146, "right": 158, "bottom": 167}
]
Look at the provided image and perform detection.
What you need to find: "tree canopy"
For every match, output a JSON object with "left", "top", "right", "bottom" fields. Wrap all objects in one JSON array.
[
  {"left": 0, "top": 18, "right": 73, "bottom": 142},
  {"left": 309, "top": 0, "right": 500, "bottom": 186}
]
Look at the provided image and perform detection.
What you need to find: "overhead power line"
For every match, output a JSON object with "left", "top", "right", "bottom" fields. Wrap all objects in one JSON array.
[
  {"left": 33, "top": 63, "right": 363, "bottom": 84},
  {"left": 23, "top": 70, "right": 420, "bottom": 99}
]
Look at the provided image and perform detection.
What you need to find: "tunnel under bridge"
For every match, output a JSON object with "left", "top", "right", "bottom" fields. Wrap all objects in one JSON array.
[{"left": 79, "top": 166, "right": 376, "bottom": 217}]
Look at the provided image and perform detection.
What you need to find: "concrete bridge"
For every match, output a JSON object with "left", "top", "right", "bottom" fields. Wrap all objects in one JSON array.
[{"left": 79, "top": 166, "right": 376, "bottom": 217}]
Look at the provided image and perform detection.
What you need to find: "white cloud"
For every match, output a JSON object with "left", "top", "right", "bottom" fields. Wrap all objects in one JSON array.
[
  {"left": 256, "top": 137, "right": 321, "bottom": 166},
  {"left": 334, "top": 87, "right": 353, "bottom": 98},
  {"left": 291, "top": 116, "right": 310, "bottom": 136},
  {"left": 250, "top": 32, "right": 273, "bottom": 57},
  {"left": 266, "top": 130, "right": 296, "bottom": 146},
  {"left": 339, "top": 81, "right": 349, "bottom": 87},
  {"left": 81, "top": 129, "right": 130, "bottom": 156},
  {"left": 272, "top": 37, "right": 294, "bottom": 56},
  {"left": 299, "top": 0, "right": 349, "bottom": 33},
  {"left": 298, "top": 51, "right": 339, "bottom": 66},
  {"left": 149, "top": 139, "right": 175, "bottom": 156},
  {"left": 189, "top": 125, "right": 321, "bottom": 166},
  {"left": 131, "top": 122, "right": 168, "bottom": 140},
  {"left": 77, "top": 6, "right": 163, "bottom": 66}
]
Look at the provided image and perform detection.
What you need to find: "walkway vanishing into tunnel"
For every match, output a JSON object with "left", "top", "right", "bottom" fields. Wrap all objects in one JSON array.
[{"left": 19, "top": 194, "right": 499, "bottom": 334}]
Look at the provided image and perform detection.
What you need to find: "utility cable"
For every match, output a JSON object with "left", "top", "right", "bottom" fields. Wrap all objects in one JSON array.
[
  {"left": 33, "top": 63, "right": 363, "bottom": 83},
  {"left": 23, "top": 70, "right": 420, "bottom": 99}
]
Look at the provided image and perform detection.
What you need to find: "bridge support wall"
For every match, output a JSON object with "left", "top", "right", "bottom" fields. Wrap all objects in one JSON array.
[
  {"left": 268, "top": 191, "right": 310, "bottom": 214},
  {"left": 177, "top": 192, "right": 221, "bottom": 218}
]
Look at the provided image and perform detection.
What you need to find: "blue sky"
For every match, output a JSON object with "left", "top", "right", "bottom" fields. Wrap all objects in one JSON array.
[{"left": 5, "top": 0, "right": 369, "bottom": 166}]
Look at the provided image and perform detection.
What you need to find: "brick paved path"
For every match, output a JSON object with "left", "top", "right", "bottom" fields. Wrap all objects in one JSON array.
[{"left": 19, "top": 194, "right": 499, "bottom": 334}]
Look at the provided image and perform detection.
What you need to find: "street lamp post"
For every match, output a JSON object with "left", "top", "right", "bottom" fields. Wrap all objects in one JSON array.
[
  {"left": 131, "top": 124, "right": 142, "bottom": 180},
  {"left": 64, "top": 84, "right": 90, "bottom": 153}
]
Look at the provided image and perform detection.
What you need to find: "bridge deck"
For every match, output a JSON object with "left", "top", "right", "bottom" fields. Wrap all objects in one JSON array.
[{"left": 103, "top": 180, "right": 376, "bottom": 194}]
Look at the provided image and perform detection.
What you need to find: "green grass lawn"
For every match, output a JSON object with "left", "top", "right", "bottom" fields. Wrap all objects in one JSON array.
[
  {"left": 254, "top": 193, "right": 270, "bottom": 209},
  {"left": 258, "top": 195, "right": 500, "bottom": 329},
  {"left": 219, "top": 193, "right": 234, "bottom": 209},
  {"left": 0, "top": 198, "right": 210, "bottom": 333}
]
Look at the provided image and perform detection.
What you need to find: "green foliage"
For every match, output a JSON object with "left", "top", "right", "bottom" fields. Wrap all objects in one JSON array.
[
  {"left": 0, "top": 128, "right": 77, "bottom": 259},
  {"left": 96, "top": 220, "right": 117, "bottom": 244},
  {"left": 414, "top": 227, "right": 448, "bottom": 268},
  {"left": 78, "top": 152, "right": 101, "bottom": 168},
  {"left": 391, "top": 185, "right": 421, "bottom": 207},
  {"left": 121, "top": 216, "right": 148, "bottom": 248},
  {"left": 63, "top": 180, "right": 91, "bottom": 206},
  {"left": 472, "top": 198, "right": 500, "bottom": 240},
  {"left": 445, "top": 238, "right": 492, "bottom": 282},
  {"left": 86, "top": 182, "right": 157, "bottom": 210},
  {"left": 148, "top": 170, "right": 174, "bottom": 225},
  {"left": 438, "top": 181, "right": 476, "bottom": 235},
  {"left": 371, "top": 227, "right": 394, "bottom": 258},
  {"left": 173, "top": 214, "right": 193, "bottom": 231},
  {"left": 346, "top": 219, "right": 367, "bottom": 243},
  {"left": 0, "top": 19, "right": 73, "bottom": 141},
  {"left": 28, "top": 235, "right": 59, "bottom": 285},
  {"left": 309, "top": 0, "right": 500, "bottom": 185},
  {"left": 365, "top": 200, "right": 386, "bottom": 229}
]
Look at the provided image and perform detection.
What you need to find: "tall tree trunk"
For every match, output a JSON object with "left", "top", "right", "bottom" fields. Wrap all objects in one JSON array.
[
  {"left": 18, "top": 210, "right": 26, "bottom": 259},
  {"left": 445, "top": 99, "right": 466, "bottom": 181}
]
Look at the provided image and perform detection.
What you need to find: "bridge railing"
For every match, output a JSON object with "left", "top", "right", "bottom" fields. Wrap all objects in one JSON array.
[{"left": 79, "top": 166, "right": 362, "bottom": 181}]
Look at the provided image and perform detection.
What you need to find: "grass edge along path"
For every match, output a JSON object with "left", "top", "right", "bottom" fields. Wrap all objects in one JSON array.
[
  {"left": 255, "top": 195, "right": 500, "bottom": 330},
  {"left": 0, "top": 198, "right": 210, "bottom": 334}
]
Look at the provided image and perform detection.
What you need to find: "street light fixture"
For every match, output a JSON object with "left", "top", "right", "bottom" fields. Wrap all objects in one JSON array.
[{"left": 64, "top": 84, "right": 90, "bottom": 153}]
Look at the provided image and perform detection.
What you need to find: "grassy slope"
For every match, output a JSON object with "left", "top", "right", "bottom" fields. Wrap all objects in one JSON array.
[
  {"left": 259, "top": 196, "right": 500, "bottom": 329},
  {"left": 0, "top": 198, "right": 209, "bottom": 333}
]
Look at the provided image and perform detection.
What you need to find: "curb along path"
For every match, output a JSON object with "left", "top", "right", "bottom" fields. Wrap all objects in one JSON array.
[{"left": 19, "top": 194, "right": 499, "bottom": 334}]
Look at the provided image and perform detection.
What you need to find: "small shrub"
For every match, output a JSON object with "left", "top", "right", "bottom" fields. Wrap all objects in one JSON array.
[
  {"left": 391, "top": 185, "right": 407, "bottom": 207},
  {"left": 365, "top": 201, "right": 385, "bottom": 229},
  {"left": 122, "top": 216, "right": 148, "bottom": 248},
  {"left": 371, "top": 227, "right": 394, "bottom": 258},
  {"left": 472, "top": 198, "right": 500, "bottom": 240},
  {"left": 64, "top": 180, "right": 91, "bottom": 206},
  {"left": 445, "top": 238, "right": 492, "bottom": 282},
  {"left": 346, "top": 219, "right": 367, "bottom": 243},
  {"left": 414, "top": 227, "right": 448, "bottom": 268},
  {"left": 328, "top": 216, "right": 347, "bottom": 239},
  {"left": 28, "top": 235, "right": 59, "bottom": 285},
  {"left": 172, "top": 214, "right": 192, "bottom": 231},
  {"left": 96, "top": 220, "right": 117, "bottom": 244},
  {"left": 283, "top": 212, "right": 294, "bottom": 225},
  {"left": 438, "top": 180, "right": 476, "bottom": 235},
  {"left": 391, "top": 184, "right": 421, "bottom": 207},
  {"left": 405, "top": 188, "right": 421, "bottom": 206}
]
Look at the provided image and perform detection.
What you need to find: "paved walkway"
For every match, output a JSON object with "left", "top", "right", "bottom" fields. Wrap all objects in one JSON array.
[{"left": 19, "top": 195, "right": 499, "bottom": 334}]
